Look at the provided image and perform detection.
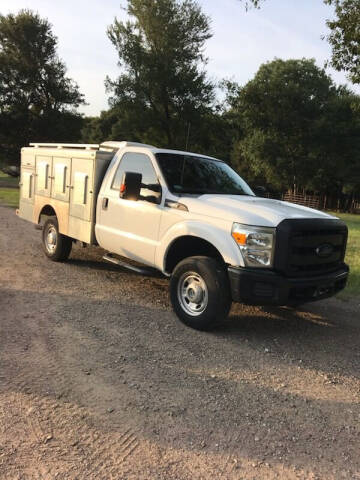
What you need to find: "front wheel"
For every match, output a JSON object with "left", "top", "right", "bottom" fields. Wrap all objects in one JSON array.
[
  {"left": 170, "top": 256, "right": 232, "bottom": 330},
  {"left": 42, "top": 217, "right": 72, "bottom": 262}
]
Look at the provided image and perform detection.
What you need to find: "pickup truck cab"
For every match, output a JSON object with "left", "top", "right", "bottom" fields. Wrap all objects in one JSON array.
[{"left": 17, "top": 141, "right": 349, "bottom": 330}]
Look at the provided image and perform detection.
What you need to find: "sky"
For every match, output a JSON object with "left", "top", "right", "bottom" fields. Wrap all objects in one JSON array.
[{"left": 1, "top": 0, "right": 359, "bottom": 116}]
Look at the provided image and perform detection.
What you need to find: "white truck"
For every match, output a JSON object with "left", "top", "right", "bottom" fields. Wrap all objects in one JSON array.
[{"left": 17, "top": 141, "right": 349, "bottom": 330}]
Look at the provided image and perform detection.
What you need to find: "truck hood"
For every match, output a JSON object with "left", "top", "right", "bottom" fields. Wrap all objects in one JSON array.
[{"left": 180, "top": 195, "right": 335, "bottom": 227}]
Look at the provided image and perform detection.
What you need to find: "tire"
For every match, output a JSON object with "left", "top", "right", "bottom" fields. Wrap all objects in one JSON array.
[
  {"left": 170, "top": 256, "right": 232, "bottom": 330},
  {"left": 42, "top": 217, "right": 72, "bottom": 262}
]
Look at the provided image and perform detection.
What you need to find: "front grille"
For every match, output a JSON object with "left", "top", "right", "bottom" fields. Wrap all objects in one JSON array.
[{"left": 274, "top": 218, "right": 348, "bottom": 277}]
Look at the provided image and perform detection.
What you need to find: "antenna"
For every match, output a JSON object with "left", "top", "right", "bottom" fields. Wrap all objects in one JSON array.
[{"left": 185, "top": 122, "right": 191, "bottom": 151}]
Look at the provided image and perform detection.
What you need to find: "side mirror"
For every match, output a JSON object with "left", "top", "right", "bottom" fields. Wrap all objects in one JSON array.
[
  {"left": 120, "top": 171, "right": 142, "bottom": 201},
  {"left": 253, "top": 186, "right": 267, "bottom": 197}
]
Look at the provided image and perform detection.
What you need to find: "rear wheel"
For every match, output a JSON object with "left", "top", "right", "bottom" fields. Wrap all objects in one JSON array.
[
  {"left": 42, "top": 217, "right": 72, "bottom": 262},
  {"left": 170, "top": 256, "right": 232, "bottom": 330}
]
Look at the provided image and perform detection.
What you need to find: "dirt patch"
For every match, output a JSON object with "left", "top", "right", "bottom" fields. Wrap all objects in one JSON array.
[{"left": 0, "top": 206, "right": 359, "bottom": 479}]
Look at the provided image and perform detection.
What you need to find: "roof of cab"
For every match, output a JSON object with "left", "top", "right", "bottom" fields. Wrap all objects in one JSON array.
[{"left": 100, "top": 141, "right": 156, "bottom": 150}]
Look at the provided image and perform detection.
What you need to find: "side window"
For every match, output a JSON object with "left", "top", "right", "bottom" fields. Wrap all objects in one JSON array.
[{"left": 112, "top": 152, "right": 161, "bottom": 203}]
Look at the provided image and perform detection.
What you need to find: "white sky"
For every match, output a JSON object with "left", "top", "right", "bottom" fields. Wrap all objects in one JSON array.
[{"left": 1, "top": 0, "right": 358, "bottom": 116}]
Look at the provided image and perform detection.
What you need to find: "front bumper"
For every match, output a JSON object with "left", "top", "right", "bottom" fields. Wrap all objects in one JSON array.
[{"left": 228, "top": 264, "right": 349, "bottom": 306}]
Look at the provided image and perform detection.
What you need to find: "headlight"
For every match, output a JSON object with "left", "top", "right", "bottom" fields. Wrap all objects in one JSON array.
[{"left": 231, "top": 223, "right": 275, "bottom": 268}]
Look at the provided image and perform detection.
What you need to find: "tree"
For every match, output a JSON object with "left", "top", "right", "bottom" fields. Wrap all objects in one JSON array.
[
  {"left": 229, "top": 58, "right": 353, "bottom": 193},
  {"left": 0, "top": 10, "right": 85, "bottom": 165},
  {"left": 237, "top": 0, "right": 360, "bottom": 85},
  {"left": 105, "top": 0, "right": 215, "bottom": 149},
  {"left": 312, "top": 89, "right": 360, "bottom": 196},
  {"left": 325, "top": 0, "right": 360, "bottom": 84},
  {"left": 237, "top": 0, "right": 264, "bottom": 8}
]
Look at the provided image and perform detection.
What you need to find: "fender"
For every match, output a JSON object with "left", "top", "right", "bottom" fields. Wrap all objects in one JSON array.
[
  {"left": 155, "top": 219, "right": 244, "bottom": 272},
  {"left": 34, "top": 197, "right": 70, "bottom": 235}
]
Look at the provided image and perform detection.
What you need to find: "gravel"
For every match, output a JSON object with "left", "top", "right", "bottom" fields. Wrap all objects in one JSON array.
[{"left": 0, "top": 205, "right": 359, "bottom": 479}]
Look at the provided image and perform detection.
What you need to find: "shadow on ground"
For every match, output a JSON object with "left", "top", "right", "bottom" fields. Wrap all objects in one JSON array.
[{"left": 1, "top": 283, "right": 359, "bottom": 478}]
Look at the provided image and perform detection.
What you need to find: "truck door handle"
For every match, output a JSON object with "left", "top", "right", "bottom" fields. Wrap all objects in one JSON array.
[{"left": 102, "top": 197, "right": 109, "bottom": 210}]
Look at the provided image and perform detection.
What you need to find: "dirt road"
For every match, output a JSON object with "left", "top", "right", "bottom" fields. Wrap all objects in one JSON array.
[{"left": 0, "top": 205, "right": 359, "bottom": 479}]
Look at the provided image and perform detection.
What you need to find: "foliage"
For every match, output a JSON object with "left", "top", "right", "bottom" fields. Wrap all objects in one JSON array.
[
  {"left": 237, "top": 0, "right": 264, "bottom": 8},
  {"left": 105, "top": 0, "right": 215, "bottom": 150},
  {"left": 229, "top": 59, "right": 360, "bottom": 195},
  {"left": 230, "top": 59, "right": 343, "bottom": 192},
  {"left": 0, "top": 10, "right": 85, "bottom": 165},
  {"left": 1, "top": 3, "right": 357, "bottom": 212},
  {"left": 310, "top": 89, "right": 360, "bottom": 195},
  {"left": 333, "top": 212, "right": 360, "bottom": 297},
  {"left": 325, "top": 0, "right": 360, "bottom": 84},
  {"left": 239, "top": 0, "right": 360, "bottom": 85}
]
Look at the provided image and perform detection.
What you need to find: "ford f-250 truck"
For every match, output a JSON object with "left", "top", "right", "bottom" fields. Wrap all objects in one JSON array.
[{"left": 17, "top": 141, "right": 349, "bottom": 330}]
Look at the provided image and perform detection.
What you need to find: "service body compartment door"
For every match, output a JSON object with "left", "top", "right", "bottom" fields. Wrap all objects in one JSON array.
[
  {"left": 35, "top": 156, "right": 52, "bottom": 197},
  {"left": 18, "top": 166, "right": 35, "bottom": 222},
  {"left": 69, "top": 158, "right": 93, "bottom": 221},
  {"left": 20, "top": 167, "right": 35, "bottom": 204},
  {"left": 51, "top": 157, "right": 71, "bottom": 202}
]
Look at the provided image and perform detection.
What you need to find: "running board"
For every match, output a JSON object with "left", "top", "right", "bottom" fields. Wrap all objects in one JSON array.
[{"left": 103, "top": 253, "right": 165, "bottom": 277}]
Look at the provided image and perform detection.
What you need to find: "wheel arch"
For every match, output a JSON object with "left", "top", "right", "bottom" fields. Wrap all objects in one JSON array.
[
  {"left": 38, "top": 204, "right": 57, "bottom": 224},
  {"left": 164, "top": 235, "right": 226, "bottom": 274}
]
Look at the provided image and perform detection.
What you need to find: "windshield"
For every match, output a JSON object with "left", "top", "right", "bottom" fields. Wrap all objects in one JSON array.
[{"left": 156, "top": 153, "right": 254, "bottom": 196}]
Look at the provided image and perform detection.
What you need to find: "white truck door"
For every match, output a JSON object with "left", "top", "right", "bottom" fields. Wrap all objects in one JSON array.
[{"left": 96, "top": 152, "right": 162, "bottom": 266}]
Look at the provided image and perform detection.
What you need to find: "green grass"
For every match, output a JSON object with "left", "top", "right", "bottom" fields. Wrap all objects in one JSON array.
[
  {"left": 331, "top": 212, "right": 360, "bottom": 298},
  {"left": 0, "top": 187, "right": 19, "bottom": 208},
  {"left": 0, "top": 170, "right": 19, "bottom": 187},
  {"left": 0, "top": 172, "right": 19, "bottom": 208}
]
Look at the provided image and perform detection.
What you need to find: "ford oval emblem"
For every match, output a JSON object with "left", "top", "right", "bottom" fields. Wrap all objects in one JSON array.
[{"left": 315, "top": 243, "right": 334, "bottom": 258}]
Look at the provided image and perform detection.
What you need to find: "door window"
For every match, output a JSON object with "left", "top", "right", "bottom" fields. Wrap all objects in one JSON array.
[{"left": 112, "top": 152, "right": 161, "bottom": 203}]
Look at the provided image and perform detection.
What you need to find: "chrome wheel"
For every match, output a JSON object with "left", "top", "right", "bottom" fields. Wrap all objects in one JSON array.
[
  {"left": 45, "top": 225, "right": 57, "bottom": 254},
  {"left": 177, "top": 272, "right": 208, "bottom": 316}
]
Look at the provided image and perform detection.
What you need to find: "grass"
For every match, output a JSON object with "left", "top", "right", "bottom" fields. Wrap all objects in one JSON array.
[
  {"left": 0, "top": 187, "right": 19, "bottom": 208},
  {"left": 0, "top": 171, "right": 19, "bottom": 208},
  {"left": 331, "top": 212, "right": 360, "bottom": 298},
  {"left": 0, "top": 170, "right": 19, "bottom": 187}
]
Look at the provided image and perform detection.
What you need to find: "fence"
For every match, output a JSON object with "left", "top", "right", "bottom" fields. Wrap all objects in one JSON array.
[
  {"left": 282, "top": 192, "right": 320, "bottom": 210},
  {"left": 264, "top": 191, "right": 360, "bottom": 213}
]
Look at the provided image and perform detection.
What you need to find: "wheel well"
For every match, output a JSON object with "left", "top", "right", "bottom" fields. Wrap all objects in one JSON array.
[
  {"left": 38, "top": 205, "right": 56, "bottom": 224},
  {"left": 165, "top": 236, "right": 225, "bottom": 273}
]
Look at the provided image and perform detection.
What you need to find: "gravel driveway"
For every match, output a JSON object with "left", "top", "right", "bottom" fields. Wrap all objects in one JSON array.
[{"left": 0, "top": 205, "right": 359, "bottom": 479}]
